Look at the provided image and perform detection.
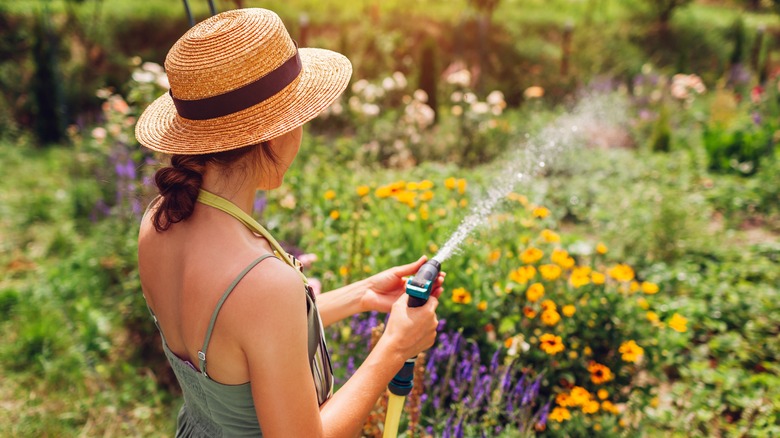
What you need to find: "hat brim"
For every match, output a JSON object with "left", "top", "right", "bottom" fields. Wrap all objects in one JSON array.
[{"left": 135, "top": 48, "right": 352, "bottom": 155}]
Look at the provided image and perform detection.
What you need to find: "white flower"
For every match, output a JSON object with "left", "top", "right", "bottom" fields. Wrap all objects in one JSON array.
[
  {"left": 155, "top": 74, "right": 170, "bottom": 89},
  {"left": 471, "top": 102, "right": 489, "bottom": 114},
  {"left": 382, "top": 76, "right": 396, "bottom": 91},
  {"left": 451, "top": 105, "right": 463, "bottom": 116},
  {"left": 392, "top": 71, "right": 407, "bottom": 89},
  {"left": 352, "top": 79, "right": 369, "bottom": 94},
  {"left": 91, "top": 127, "right": 107, "bottom": 141},
  {"left": 142, "top": 62, "right": 164, "bottom": 74},
  {"left": 450, "top": 91, "right": 463, "bottom": 102},
  {"left": 463, "top": 92, "right": 477, "bottom": 104},
  {"left": 132, "top": 70, "right": 155, "bottom": 84},
  {"left": 445, "top": 69, "right": 471, "bottom": 87},
  {"left": 486, "top": 90, "right": 505, "bottom": 106},
  {"left": 413, "top": 89, "right": 428, "bottom": 103},
  {"left": 280, "top": 193, "right": 297, "bottom": 209},
  {"left": 361, "top": 103, "right": 380, "bottom": 116}
]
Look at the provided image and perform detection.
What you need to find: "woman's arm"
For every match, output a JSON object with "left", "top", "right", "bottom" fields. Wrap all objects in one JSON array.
[
  {"left": 317, "top": 256, "right": 445, "bottom": 327},
  {"left": 230, "top": 260, "right": 439, "bottom": 438}
]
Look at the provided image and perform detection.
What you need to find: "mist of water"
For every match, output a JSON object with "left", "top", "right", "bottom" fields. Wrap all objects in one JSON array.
[{"left": 432, "top": 93, "right": 627, "bottom": 263}]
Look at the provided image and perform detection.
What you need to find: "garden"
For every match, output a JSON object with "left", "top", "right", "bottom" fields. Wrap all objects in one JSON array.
[{"left": 0, "top": 0, "right": 778, "bottom": 436}]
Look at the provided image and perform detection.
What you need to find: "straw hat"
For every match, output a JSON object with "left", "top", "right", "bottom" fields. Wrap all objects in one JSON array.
[{"left": 135, "top": 8, "right": 352, "bottom": 155}]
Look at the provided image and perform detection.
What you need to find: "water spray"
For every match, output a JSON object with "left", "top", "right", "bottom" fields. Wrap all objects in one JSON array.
[{"left": 381, "top": 93, "right": 626, "bottom": 437}]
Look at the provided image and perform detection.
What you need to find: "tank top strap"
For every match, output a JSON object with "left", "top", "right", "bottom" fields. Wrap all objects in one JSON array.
[
  {"left": 197, "top": 253, "right": 276, "bottom": 378},
  {"left": 197, "top": 189, "right": 308, "bottom": 286}
]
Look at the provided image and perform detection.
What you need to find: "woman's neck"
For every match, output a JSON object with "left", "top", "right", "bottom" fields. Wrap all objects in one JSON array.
[{"left": 200, "top": 166, "right": 260, "bottom": 215}]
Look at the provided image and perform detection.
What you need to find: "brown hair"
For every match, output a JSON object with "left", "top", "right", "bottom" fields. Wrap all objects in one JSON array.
[{"left": 152, "top": 142, "right": 277, "bottom": 232}]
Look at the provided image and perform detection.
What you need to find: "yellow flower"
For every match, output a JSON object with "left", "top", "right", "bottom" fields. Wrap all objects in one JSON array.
[
  {"left": 329, "top": 210, "right": 340, "bottom": 220},
  {"left": 487, "top": 249, "right": 501, "bottom": 264},
  {"left": 419, "top": 180, "right": 434, "bottom": 190},
  {"left": 526, "top": 283, "right": 545, "bottom": 302},
  {"left": 637, "top": 298, "right": 650, "bottom": 310},
  {"left": 540, "top": 299, "right": 556, "bottom": 312},
  {"left": 539, "top": 333, "right": 564, "bottom": 355},
  {"left": 619, "top": 340, "right": 644, "bottom": 363},
  {"left": 562, "top": 305, "right": 576, "bottom": 317},
  {"left": 407, "top": 213, "right": 417, "bottom": 221},
  {"left": 324, "top": 189, "right": 336, "bottom": 200},
  {"left": 588, "top": 361, "right": 614, "bottom": 384},
  {"left": 356, "top": 185, "right": 370, "bottom": 197},
  {"left": 521, "top": 247, "right": 544, "bottom": 264},
  {"left": 551, "top": 249, "right": 575, "bottom": 269},
  {"left": 642, "top": 281, "right": 659, "bottom": 294},
  {"left": 406, "top": 181, "right": 419, "bottom": 191},
  {"left": 532, "top": 206, "right": 550, "bottom": 218},
  {"left": 608, "top": 264, "right": 635, "bottom": 282},
  {"left": 436, "top": 208, "right": 447, "bottom": 217},
  {"left": 394, "top": 190, "right": 417, "bottom": 207},
  {"left": 452, "top": 287, "right": 472, "bottom": 304},
  {"left": 507, "top": 192, "right": 529, "bottom": 206},
  {"left": 570, "top": 266, "right": 592, "bottom": 288},
  {"left": 646, "top": 311, "right": 659, "bottom": 323},
  {"left": 419, "top": 205, "right": 430, "bottom": 221},
  {"left": 540, "top": 229, "right": 560, "bottom": 243},
  {"left": 541, "top": 309, "right": 561, "bottom": 326},
  {"left": 428, "top": 243, "right": 439, "bottom": 253},
  {"left": 630, "top": 281, "right": 640, "bottom": 293},
  {"left": 477, "top": 300, "right": 488, "bottom": 311},
  {"left": 457, "top": 178, "right": 467, "bottom": 194},
  {"left": 583, "top": 346, "right": 592, "bottom": 356},
  {"left": 539, "top": 264, "right": 562, "bottom": 280},
  {"left": 602, "top": 400, "right": 619, "bottom": 414},
  {"left": 444, "top": 177, "right": 456, "bottom": 190},
  {"left": 569, "top": 386, "right": 591, "bottom": 406},
  {"left": 668, "top": 313, "right": 688, "bottom": 332},
  {"left": 597, "top": 389, "right": 609, "bottom": 400},
  {"left": 591, "top": 272, "right": 606, "bottom": 285},
  {"left": 459, "top": 199, "right": 468, "bottom": 208},
  {"left": 596, "top": 242, "right": 608, "bottom": 254},
  {"left": 419, "top": 190, "right": 434, "bottom": 201},
  {"left": 556, "top": 392, "right": 573, "bottom": 407},
  {"left": 339, "top": 266, "right": 349, "bottom": 276},
  {"left": 549, "top": 407, "right": 571, "bottom": 422},
  {"left": 582, "top": 400, "right": 600, "bottom": 414},
  {"left": 375, "top": 186, "right": 392, "bottom": 198},
  {"left": 509, "top": 265, "right": 536, "bottom": 284}
]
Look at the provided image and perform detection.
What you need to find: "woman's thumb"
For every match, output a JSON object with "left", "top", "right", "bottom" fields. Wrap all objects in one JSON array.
[{"left": 393, "top": 255, "right": 427, "bottom": 277}]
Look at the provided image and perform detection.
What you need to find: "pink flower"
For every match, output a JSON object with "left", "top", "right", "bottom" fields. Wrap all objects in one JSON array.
[{"left": 308, "top": 278, "right": 322, "bottom": 296}]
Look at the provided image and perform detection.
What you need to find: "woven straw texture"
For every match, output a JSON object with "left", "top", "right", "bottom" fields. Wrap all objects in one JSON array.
[{"left": 135, "top": 8, "right": 352, "bottom": 155}]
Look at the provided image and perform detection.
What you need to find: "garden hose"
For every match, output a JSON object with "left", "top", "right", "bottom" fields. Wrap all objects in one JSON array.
[{"left": 383, "top": 259, "right": 441, "bottom": 438}]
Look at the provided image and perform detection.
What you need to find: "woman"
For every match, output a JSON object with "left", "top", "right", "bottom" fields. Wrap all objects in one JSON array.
[{"left": 134, "top": 8, "right": 443, "bottom": 438}]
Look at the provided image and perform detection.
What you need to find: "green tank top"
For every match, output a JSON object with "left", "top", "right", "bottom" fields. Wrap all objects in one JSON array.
[{"left": 146, "top": 189, "right": 333, "bottom": 437}]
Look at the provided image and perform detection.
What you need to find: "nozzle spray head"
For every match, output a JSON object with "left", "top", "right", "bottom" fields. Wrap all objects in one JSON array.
[{"left": 405, "top": 259, "right": 441, "bottom": 308}]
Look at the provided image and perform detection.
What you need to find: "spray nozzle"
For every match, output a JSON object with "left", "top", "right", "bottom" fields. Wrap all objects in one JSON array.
[{"left": 405, "top": 259, "right": 441, "bottom": 308}]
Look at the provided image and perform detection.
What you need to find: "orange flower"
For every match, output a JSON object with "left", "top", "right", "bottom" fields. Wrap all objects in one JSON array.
[
  {"left": 540, "top": 264, "right": 562, "bottom": 280},
  {"left": 540, "top": 229, "right": 560, "bottom": 243},
  {"left": 641, "top": 281, "right": 659, "bottom": 294},
  {"left": 329, "top": 210, "right": 340, "bottom": 220},
  {"left": 562, "top": 305, "right": 576, "bottom": 317},
  {"left": 539, "top": 333, "right": 564, "bottom": 355},
  {"left": 668, "top": 313, "right": 688, "bottom": 332},
  {"left": 591, "top": 272, "right": 606, "bottom": 285},
  {"left": 541, "top": 309, "right": 561, "bottom": 326},
  {"left": 540, "top": 299, "right": 556, "bottom": 312},
  {"left": 619, "top": 340, "right": 644, "bottom": 363},
  {"left": 509, "top": 265, "right": 536, "bottom": 284},
  {"left": 523, "top": 306, "right": 537, "bottom": 319},
  {"left": 452, "top": 287, "right": 472, "bottom": 304},
  {"left": 532, "top": 206, "right": 550, "bottom": 218},
  {"left": 596, "top": 242, "right": 608, "bottom": 254},
  {"left": 521, "top": 247, "right": 544, "bottom": 264},
  {"left": 356, "top": 185, "right": 370, "bottom": 197},
  {"left": 526, "top": 283, "right": 545, "bottom": 302},
  {"left": 549, "top": 407, "right": 571, "bottom": 422},
  {"left": 324, "top": 189, "right": 336, "bottom": 200},
  {"left": 608, "top": 264, "right": 635, "bottom": 282},
  {"left": 588, "top": 361, "right": 614, "bottom": 384}
]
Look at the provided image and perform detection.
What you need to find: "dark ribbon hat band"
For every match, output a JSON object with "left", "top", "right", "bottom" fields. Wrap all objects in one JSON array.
[{"left": 170, "top": 46, "right": 302, "bottom": 120}]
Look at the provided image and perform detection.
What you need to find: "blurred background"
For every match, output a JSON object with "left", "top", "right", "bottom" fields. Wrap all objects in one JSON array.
[{"left": 1, "top": 0, "right": 778, "bottom": 436}]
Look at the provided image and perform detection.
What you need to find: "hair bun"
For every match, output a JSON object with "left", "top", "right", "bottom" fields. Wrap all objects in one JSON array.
[{"left": 152, "top": 156, "right": 206, "bottom": 231}]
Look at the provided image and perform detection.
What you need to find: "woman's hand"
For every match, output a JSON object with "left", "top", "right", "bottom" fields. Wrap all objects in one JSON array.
[
  {"left": 361, "top": 255, "right": 445, "bottom": 314},
  {"left": 381, "top": 291, "right": 440, "bottom": 360}
]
